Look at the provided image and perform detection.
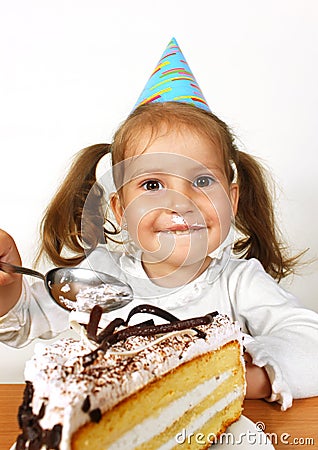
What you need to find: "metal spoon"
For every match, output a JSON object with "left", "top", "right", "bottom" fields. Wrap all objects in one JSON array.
[{"left": 0, "top": 261, "right": 133, "bottom": 313}]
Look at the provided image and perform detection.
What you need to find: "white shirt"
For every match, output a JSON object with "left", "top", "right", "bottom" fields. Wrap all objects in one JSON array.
[{"left": 1, "top": 245, "right": 318, "bottom": 410}]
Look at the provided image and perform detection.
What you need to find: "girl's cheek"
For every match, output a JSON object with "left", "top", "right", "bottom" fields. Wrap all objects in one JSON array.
[
  {"left": 204, "top": 185, "right": 235, "bottom": 241},
  {"left": 123, "top": 197, "right": 159, "bottom": 251}
]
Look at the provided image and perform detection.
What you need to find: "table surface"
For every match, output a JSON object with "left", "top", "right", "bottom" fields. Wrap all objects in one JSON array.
[{"left": 1, "top": 384, "right": 317, "bottom": 450}]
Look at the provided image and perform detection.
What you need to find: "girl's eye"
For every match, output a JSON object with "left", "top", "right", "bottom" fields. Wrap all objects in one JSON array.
[
  {"left": 193, "top": 175, "right": 215, "bottom": 188},
  {"left": 141, "top": 180, "right": 164, "bottom": 191}
]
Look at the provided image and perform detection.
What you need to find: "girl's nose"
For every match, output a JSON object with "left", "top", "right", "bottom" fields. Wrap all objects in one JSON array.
[{"left": 164, "top": 187, "right": 194, "bottom": 215}]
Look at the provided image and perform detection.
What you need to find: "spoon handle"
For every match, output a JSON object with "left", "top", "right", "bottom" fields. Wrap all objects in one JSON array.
[{"left": 0, "top": 261, "right": 45, "bottom": 281}]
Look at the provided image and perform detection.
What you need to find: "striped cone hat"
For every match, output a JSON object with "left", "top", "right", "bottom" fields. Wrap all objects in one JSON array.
[{"left": 133, "top": 37, "right": 210, "bottom": 112}]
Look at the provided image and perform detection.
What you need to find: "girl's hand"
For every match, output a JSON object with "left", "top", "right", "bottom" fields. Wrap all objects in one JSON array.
[
  {"left": 0, "top": 229, "right": 23, "bottom": 316},
  {"left": 244, "top": 352, "right": 272, "bottom": 399}
]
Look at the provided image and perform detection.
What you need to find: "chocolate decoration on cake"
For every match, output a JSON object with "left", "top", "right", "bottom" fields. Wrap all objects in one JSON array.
[
  {"left": 37, "top": 402, "right": 46, "bottom": 420},
  {"left": 96, "top": 317, "right": 126, "bottom": 344},
  {"left": 89, "top": 408, "right": 102, "bottom": 423},
  {"left": 16, "top": 434, "right": 27, "bottom": 450},
  {"left": 16, "top": 382, "right": 63, "bottom": 449},
  {"left": 82, "top": 395, "right": 91, "bottom": 413},
  {"left": 23, "top": 380, "right": 34, "bottom": 406},
  {"left": 82, "top": 305, "right": 219, "bottom": 366},
  {"left": 44, "top": 424, "right": 63, "bottom": 448},
  {"left": 125, "top": 304, "right": 181, "bottom": 325},
  {"left": 125, "top": 304, "right": 208, "bottom": 338},
  {"left": 86, "top": 305, "right": 103, "bottom": 341}
]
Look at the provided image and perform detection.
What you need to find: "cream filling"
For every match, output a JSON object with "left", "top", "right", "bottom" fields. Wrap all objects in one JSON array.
[
  {"left": 108, "top": 369, "right": 239, "bottom": 450},
  {"left": 158, "top": 387, "right": 243, "bottom": 450}
]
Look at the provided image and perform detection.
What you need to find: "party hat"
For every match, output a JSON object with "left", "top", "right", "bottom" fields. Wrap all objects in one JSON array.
[{"left": 133, "top": 37, "right": 211, "bottom": 112}]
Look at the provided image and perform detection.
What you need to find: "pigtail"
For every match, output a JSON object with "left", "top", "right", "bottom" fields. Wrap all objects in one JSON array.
[
  {"left": 36, "top": 144, "right": 117, "bottom": 267},
  {"left": 233, "top": 150, "right": 301, "bottom": 280}
]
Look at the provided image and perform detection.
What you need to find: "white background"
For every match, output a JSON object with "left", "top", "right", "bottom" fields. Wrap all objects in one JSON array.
[{"left": 0, "top": 0, "right": 317, "bottom": 382}]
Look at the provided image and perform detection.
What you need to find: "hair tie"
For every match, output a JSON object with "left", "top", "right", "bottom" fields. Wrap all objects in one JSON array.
[
  {"left": 95, "top": 151, "right": 112, "bottom": 182},
  {"left": 95, "top": 151, "right": 118, "bottom": 204},
  {"left": 229, "top": 159, "right": 238, "bottom": 183}
]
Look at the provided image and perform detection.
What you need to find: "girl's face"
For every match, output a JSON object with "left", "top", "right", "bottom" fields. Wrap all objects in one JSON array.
[{"left": 111, "top": 127, "right": 239, "bottom": 279}]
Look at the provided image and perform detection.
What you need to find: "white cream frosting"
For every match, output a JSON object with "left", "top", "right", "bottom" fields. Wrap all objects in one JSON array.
[
  {"left": 108, "top": 370, "right": 237, "bottom": 450},
  {"left": 22, "top": 314, "right": 243, "bottom": 450}
]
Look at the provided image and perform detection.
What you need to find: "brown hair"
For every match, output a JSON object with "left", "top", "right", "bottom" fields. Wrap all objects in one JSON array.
[
  {"left": 36, "top": 144, "right": 115, "bottom": 267},
  {"left": 37, "top": 102, "right": 301, "bottom": 280}
]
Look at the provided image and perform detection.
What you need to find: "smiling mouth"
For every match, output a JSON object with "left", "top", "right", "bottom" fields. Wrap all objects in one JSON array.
[{"left": 158, "top": 226, "right": 206, "bottom": 235}]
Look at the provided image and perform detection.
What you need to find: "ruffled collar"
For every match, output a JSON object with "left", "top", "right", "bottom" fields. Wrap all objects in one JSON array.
[{"left": 117, "top": 230, "right": 233, "bottom": 310}]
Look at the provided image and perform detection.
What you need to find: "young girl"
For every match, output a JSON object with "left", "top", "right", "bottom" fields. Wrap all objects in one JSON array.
[
  {"left": 1, "top": 34, "right": 318, "bottom": 410},
  {"left": 1, "top": 101, "right": 318, "bottom": 411}
]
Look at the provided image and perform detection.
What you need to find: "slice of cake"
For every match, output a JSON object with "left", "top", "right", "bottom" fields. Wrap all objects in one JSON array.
[{"left": 15, "top": 305, "right": 246, "bottom": 450}]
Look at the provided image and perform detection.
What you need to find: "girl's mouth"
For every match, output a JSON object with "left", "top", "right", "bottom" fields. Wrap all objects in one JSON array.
[{"left": 158, "top": 225, "right": 206, "bottom": 235}]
